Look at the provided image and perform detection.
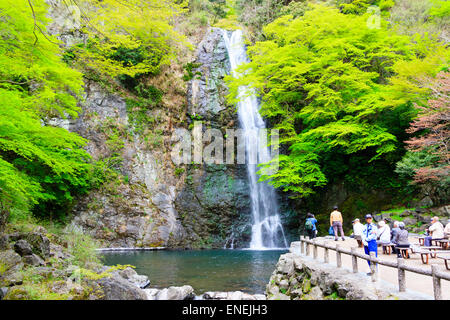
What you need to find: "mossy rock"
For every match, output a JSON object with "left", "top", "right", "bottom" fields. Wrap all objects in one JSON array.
[
  {"left": 3, "top": 286, "right": 31, "bottom": 300},
  {"left": 302, "top": 278, "right": 311, "bottom": 294}
]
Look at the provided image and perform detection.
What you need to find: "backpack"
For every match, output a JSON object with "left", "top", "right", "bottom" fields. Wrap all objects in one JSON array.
[{"left": 305, "top": 219, "right": 314, "bottom": 231}]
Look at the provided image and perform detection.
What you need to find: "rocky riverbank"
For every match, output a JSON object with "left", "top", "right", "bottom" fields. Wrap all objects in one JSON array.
[{"left": 0, "top": 226, "right": 267, "bottom": 300}]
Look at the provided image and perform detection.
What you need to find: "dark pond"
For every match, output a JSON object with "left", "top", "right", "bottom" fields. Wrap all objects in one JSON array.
[{"left": 101, "top": 249, "right": 287, "bottom": 294}]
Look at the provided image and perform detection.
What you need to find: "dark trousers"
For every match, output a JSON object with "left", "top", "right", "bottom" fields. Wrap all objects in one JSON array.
[
  {"left": 355, "top": 235, "right": 363, "bottom": 248},
  {"left": 425, "top": 237, "right": 443, "bottom": 246},
  {"left": 307, "top": 229, "right": 316, "bottom": 239},
  {"left": 332, "top": 221, "right": 345, "bottom": 239}
]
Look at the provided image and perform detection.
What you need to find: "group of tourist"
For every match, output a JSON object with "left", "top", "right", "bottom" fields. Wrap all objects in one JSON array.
[
  {"left": 304, "top": 207, "right": 450, "bottom": 264},
  {"left": 351, "top": 216, "right": 410, "bottom": 259}
]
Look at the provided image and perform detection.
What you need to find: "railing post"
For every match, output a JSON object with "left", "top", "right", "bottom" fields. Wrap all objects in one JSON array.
[
  {"left": 300, "top": 236, "right": 305, "bottom": 255},
  {"left": 397, "top": 257, "right": 406, "bottom": 292},
  {"left": 313, "top": 239, "right": 318, "bottom": 260},
  {"left": 431, "top": 265, "right": 442, "bottom": 300},
  {"left": 336, "top": 244, "right": 342, "bottom": 268},
  {"left": 370, "top": 252, "right": 378, "bottom": 282},
  {"left": 324, "top": 247, "right": 329, "bottom": 264},
  {"left": 306, "top": 239, "right": 310, "bottom": 256},
  {"left": 351, "top": 247, "right": 358, "bottom": 273}
]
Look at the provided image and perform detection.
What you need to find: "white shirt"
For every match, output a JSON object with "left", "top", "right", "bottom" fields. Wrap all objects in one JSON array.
[
  {"left": 444, "top": 223, "right": 450, "bottom": 236},
  {"left": 377, "top": 225, "right": 391, "bottom": 243},
  {"left": 429, "top": 222, "right": 444, "bottom": 239},
  {"left": 353, "top": 222, "right": 364, "bottom": 236}
]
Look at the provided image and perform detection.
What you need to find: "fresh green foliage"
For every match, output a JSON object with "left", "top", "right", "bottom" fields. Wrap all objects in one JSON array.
[
  {"left": 0, "top": 0, "right": 94, "bottom": 225},
  {"left": 0, "top": 0, "right": 84, "bottom": 118},
  {"left": 62, "top": 0, "right": 190, "bottom": 86},
  {"left": 225, "top": 4, "right": 448, "bottom": 198}
]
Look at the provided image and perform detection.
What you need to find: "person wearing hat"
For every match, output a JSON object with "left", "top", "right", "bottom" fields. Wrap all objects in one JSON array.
[
  {"left": 361, "top": 214, "right": 378, "bottom": 271},
  {"left": 330, "top": 205, "right": 345, "bottom": 241},
  {"left": 351, "top": 218, "right": 364, "bottom": 247},
  {"left": 425, "top": 216, "right": 444, "bottom": 246},
  {"left": 376, "top": 220, "right": 391, "bottom": 247}
]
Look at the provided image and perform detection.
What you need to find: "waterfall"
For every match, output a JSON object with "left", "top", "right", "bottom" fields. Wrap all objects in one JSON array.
[{"left": 222, "top": 29, "right": 288, "bottom": 249}]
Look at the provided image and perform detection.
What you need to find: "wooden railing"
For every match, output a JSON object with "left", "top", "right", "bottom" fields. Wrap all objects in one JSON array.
[{"left": 296, "top": 236, "right": 450, "bottom": 300}]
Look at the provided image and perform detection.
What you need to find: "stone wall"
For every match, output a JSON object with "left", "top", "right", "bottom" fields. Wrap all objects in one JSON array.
[{"left": 266, "top": 251, "right": 432, "bottom": 300}]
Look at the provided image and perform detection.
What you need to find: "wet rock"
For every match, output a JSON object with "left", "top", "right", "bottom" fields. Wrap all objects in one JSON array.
[{"left": 14, "top": 240, "right": 33, "bottom": 256}]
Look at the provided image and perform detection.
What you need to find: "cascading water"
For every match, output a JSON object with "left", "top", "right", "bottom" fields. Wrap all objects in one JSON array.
[{"left": 222, "top": 29, "right": 288, "bottom": 249}]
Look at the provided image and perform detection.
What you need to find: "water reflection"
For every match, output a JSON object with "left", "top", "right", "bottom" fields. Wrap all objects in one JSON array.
[{"left": 101, "top": 249, "right": 287, "bottom": 294}]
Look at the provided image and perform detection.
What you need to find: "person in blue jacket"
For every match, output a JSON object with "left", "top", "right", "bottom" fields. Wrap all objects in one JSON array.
[
  {"left": 361, "top": 214, "right": 378, "bottom": 273},
  {"left": 305, "top": 213, "right": 318, "bottom": 239}
]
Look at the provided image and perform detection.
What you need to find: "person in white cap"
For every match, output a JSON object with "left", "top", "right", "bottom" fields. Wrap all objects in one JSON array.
[
  {"left": 361, "top": 214, "right": 378, "bottom": 274},
  {"left": 376, "top": 220, "right": 391, "bottom": 246},
  {"left": 425, "top": 216, "right": 444, "bottom": 246},
  {"left": 352, "top": 218, "right": 364, "bottom": 247}
]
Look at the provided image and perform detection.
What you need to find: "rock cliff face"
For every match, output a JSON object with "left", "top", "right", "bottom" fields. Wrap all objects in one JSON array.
[
  {"left": 45, "top": 0, "right": 253, "bottom": 248},
  {"left": 45, "top": 0, "right": 187, "bottom": 248},
  {"left": 175, "top": 28, "right": 252, "bottom": 248},
  {"left": 66, "top": 80, "right": 187, "bottom": 248}
]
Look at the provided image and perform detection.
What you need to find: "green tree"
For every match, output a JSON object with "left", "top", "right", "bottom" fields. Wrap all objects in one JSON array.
[
  {"left": 0, "top": 0, "right": 92, "bottom": 226},
  {"left": 225, "top": 4, "right": 448, "bottom": 197},
  {"left": 64, "top": 0, "right": 191, "bottom": 84}
]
